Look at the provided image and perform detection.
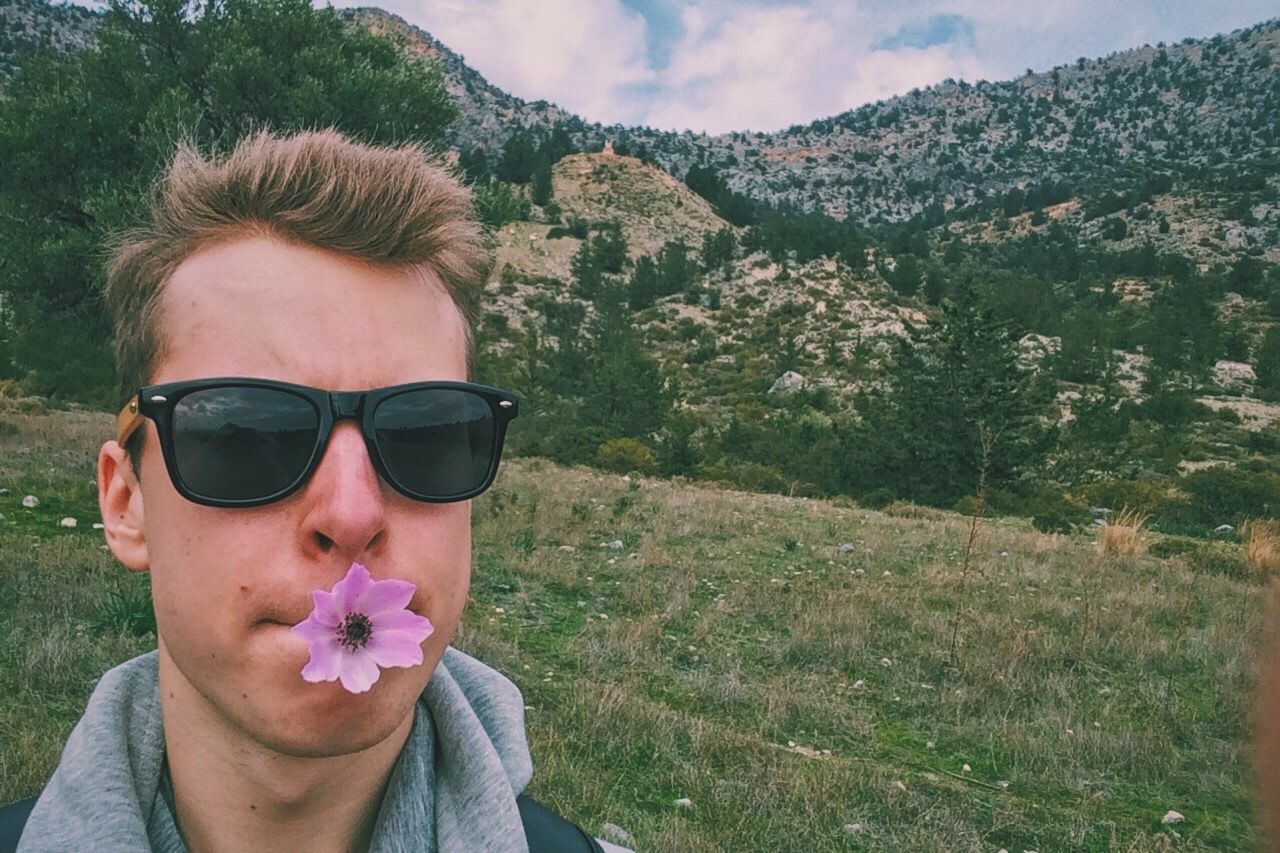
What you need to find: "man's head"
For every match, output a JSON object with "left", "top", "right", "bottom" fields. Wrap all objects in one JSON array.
[{"left": 96, "top": 127, "right": 494, "bottom": 758}]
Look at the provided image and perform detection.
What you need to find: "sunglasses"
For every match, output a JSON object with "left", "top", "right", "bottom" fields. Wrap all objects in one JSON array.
[{"left": 116, "top": 376, "right": 518, "bottom": 507}]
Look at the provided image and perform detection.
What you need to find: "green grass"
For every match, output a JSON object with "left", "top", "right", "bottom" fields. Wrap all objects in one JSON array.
[{"left": 0, "top": 404, "right": 1271, "bottom": 850}]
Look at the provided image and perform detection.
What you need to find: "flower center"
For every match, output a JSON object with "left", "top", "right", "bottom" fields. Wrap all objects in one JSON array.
[{"left": 339, "top": 612, "right": 373, "bottom": 650}]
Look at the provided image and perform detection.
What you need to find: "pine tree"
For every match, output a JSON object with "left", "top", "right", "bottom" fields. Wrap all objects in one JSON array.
[
  {"left": 0, "top": 0, "right": 457, "bottom": 405},
  {"left": 842, "top": 278, "right": 1051, "bottom": 506}
]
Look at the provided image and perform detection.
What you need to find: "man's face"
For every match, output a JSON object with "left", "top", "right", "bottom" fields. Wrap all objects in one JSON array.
[{"left": 98, "top": 234, "right": 473, "bottom": 758}]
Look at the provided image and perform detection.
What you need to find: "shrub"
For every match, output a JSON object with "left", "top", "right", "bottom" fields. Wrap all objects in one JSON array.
[
  {"left": 596, "top": 438, "right": 656, "bottom": 475},
  {"left": 1079, "top": 478, "right": 1183, "bottom": 519},
  {"left": 1243, "top": 519, "right": 1280, "bottom": 579},
  {"left": 88, "top": 578, "right": 156, "bottom": 637},
  {"left": 1184, "top": 541, "right": 1249, "bottom": 580},
  {"left": 1181, "top": 465, "right": 1280, "bottom": 527},
  {"left": 1097, "top": 508, "right": 1148, "bottom": 556},
  {"left": 1148, "top": 536, "right": 1202, "bottom": 559}
]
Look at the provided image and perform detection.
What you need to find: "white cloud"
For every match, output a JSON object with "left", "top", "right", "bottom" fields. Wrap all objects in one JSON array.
[
  {"left": 365, "top": 0, "right": 655, "bottom": 124},
  {"left": 330, "top": 0, "right": 1280, "bottom": 134},
  {"left": 642, "top": 4, "right": 1001, "bottom": 133}
]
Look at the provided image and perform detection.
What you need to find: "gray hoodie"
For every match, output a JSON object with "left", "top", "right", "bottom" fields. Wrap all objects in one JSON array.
[{"left": 17, "top": 646, "right": 539, "bottom": 852}]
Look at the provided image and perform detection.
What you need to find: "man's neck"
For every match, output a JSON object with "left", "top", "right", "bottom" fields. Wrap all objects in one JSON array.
[{"left": 157, "top": 651, "right": 415, "bottom": 853}]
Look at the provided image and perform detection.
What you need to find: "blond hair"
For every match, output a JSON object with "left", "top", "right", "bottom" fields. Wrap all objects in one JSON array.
[{"left": 102, "top": 126, "right": 493, "bottom": 475}]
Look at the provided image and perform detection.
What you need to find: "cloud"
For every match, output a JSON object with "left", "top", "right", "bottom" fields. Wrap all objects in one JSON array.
[
  {"left": 641, "top": 4, "right": 1000, "bottom": 133},
  {"left": 325, "top": 0, "right": 1280, "bottom": 134},
  {"left": 364, "top": 0, "right": 655, "bottom": 124}
]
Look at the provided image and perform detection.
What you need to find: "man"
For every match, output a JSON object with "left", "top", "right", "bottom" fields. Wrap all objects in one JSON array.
[{"left": 2, "top": 127, "right": 627, "bottom": 852}]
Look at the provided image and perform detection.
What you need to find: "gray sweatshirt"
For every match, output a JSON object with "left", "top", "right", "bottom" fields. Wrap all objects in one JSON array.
[{"left": 16, "top": 646, "right": 608, "bottom": 852}]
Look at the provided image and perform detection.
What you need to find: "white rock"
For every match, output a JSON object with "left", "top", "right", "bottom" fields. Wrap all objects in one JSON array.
[
  {"left": 998, "top": 780, "right": 1009, "bottom": 790},
  {"left": 92, "top": 522, "right": 104, "bottom": 530},
  {"left": 839, "top": 542, "right": 855, "bottom": 554},
  {"left": 767, "top": 371, "right": 807, "bottom": 397},
  {"left": 1162, "top": 810, "right": 1184, "bottom": 824},
  {"left": 879, "top": 657, "right": 892, "bottom": 667},
  {"left": 962, "top": 763, "right": 972, "bottom": 773},
  {"left": 852, "top": 679, "right": 866, "bottom": 689},
  {"left": 601, "top": 823, "right": 634, "bottom": 844},
  {"left": 558, "top": 545, "right": 575, "bottom": 552},
  {"left": 22, "top": 495, "right": 38, "bottom": 508},
  {"left": 674, "top": 797, "right": 692, "bottom": 808},
  {"left": 608, "top": 539, "right": 623, "bottom": 549},
  {"left": 891, "top": 781, "right": 906, "bottom": 792},
  {"left": 842, "top": 822, "right": 864, "bottom": 834},
  {"left": 58, "top": 517, "right": 77, "bottom": 528},
  {"left": 926, "top": 740, "right": 935, "bottom": 749}
]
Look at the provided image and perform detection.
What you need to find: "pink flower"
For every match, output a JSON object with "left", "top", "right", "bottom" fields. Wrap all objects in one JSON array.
[{"left": 290, "top": 561, "right": 434, "bottom": 694}]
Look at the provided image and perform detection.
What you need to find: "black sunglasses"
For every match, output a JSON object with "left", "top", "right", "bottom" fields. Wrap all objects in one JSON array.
[{"left": 116, "top": 376, "right": 518, "bottom": 507}]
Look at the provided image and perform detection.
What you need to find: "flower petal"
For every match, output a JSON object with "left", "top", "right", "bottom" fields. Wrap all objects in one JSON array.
[
  {"left": 310, "top": 589, "right": 344, "bottom": 627},
  {"left": 330, "top": 562, "right": 373, "bottom": 612},
  {"left": 337, "top": 649, "right": 381, "bottom": 693},
  {"left": 370, "top": 608, "right": 435, "bottom": 640},
  {"left": 300, "top": 637, "right": 343, "bottom": 683},
  {"left": 363, "top": 632, "right": 425, "bottom": 669},
  {"left": 290, "top": 612, "right": 338, "bottom": 643},
  {"left": 354, "top": 576, "right": 416, "bottom": 616}
]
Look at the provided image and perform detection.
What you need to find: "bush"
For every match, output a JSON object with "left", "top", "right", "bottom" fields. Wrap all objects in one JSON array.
[
  {"left": 1147, "top": 535, "right": 1202, "bottom": 559},
  {"left": 1079, "top": 478, "right": 1182, "bottom": 518},
  {"left": 1181, "top": 465, "right": 1280, "bottom": 527},
  {"left": 1184, "top": 541, "right": 1249, "bottom": 580},
  {"left": 596, "top": 438, "right": 656, "bottom": 475}
]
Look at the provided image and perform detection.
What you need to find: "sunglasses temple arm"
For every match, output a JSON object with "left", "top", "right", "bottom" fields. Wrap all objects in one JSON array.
[{"left": 117, "top": 394, "right": 145, "bottom": 447}]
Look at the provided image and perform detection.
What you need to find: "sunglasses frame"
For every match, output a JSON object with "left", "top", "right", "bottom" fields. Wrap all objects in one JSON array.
[{"left": 116, "top": 376, "right": 519, "bottom": 508}]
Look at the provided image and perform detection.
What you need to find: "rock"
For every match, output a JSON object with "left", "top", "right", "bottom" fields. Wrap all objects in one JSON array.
[
  {"left": 606, "top": 540, "right": 623, "bottom": 549},
  {"left": 842, "top": 822, "right": 864, "bottom": 834},
  {"left": 92, "top": 523, "right": 105, "bottom": 530},
  {"left": 1017, "top": 333, "right": 1061, "bottom": 370},
  {"left": 674, "top": 797, "right": 692, "bottom": 808},
  {"left": 1162, "top": 810, "right": 1184, "bottom": 824},
  {"left": 600, "top": 823, "right": 633, "bottom": 845},
  {"left": 1213, "top": 360, "right": 1255, "bottom": 390},
  {"left": 58, "top": 517, "right": 77, "bottom": 528},
  {"left": 852, "top": 679, "right": 866, "bottom": 689},
  {"left": 558, "top": 545, "right": 575, "bottom": 552},
  {"left": 1214, "top": 524, "right": 1235, "bottom": 533},
  {"left": 0, "top": 488, "right": 9, "bottom": 495},
  {"left": 22, "top": 495, "right": 38, "bottom": 508},
  {"left": 839, "top": 542, "right": 855, "bottom": 554},
  {"left": 767, "top": 371, "right": 807, "bottom": 397}
]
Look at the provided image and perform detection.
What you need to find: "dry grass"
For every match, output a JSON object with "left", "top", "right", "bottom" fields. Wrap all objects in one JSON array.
[
  {"left": 1243, "top": 519, "right": 1280, "bottom": 579},
  {"left": 0, "top": 407, "right": 1272, "bottom": 851},
  {"left": 1098, "top": 507, "right": 1150, "bottom": 557}
]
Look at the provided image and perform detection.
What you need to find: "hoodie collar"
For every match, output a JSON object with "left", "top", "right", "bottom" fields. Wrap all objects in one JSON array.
[{"left": 18, "top": 647, "right": 532, "bottom": 853}]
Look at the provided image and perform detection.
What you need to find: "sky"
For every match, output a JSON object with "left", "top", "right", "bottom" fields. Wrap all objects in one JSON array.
[
  {"left": 77, "top": 0, "right": 1280, "bottom": 135},
  {"left": 334, "top": 0, "right": 1280, "bottom": 134}
]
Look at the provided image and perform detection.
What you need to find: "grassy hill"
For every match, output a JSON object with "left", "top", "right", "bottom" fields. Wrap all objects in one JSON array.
[{"left": 0, "top": 395, "right": 1272, "bottom": 849}]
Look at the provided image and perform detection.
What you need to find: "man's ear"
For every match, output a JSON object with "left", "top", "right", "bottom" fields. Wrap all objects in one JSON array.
[{"left": 98, "top": 439, "right": 150, "bottom": 572}]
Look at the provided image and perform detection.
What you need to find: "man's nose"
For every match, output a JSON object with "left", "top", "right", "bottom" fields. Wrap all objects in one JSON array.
[{"left": 298, "top": 419, "right": 387, "bottom": 557}]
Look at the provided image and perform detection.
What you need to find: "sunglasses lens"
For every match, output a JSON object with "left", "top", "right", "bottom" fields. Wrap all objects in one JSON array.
[
  {"left": 374, "top": 389, "right": 496, "bottom": 499},
  {"left": 172, "top": 387, "right": 319, "bottom": 501}
]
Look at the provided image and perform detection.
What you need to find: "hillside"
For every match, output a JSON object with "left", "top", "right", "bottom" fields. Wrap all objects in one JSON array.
[
  {"left": 0, "top": 402, "right": 1271, "bottom": 849},
  {"left": 3, "top": 0, "right": 1280, "bottom": 532}
]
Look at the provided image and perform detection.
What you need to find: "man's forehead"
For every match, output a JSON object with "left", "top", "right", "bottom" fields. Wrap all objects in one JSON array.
[{"left": 153, "top": 236, "right": 466, "bottom": 388}]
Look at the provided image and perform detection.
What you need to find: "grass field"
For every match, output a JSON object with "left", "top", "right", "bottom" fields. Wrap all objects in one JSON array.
[{"left": 0, "top": 400, "right": 1274, "bottom": 850}]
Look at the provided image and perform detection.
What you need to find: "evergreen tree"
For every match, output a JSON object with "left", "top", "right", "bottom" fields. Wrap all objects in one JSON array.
[
  {"left": 1257, "top": 326, "right": 1280, "bottom": 401},
  {"left": 627, "top": 255, "right": 659, "bottom": 310},
  {"left": 700, "top": 228, "right": 737, "bottom": 272},
  {"left": 591, "top": 224, "right": 628, "bottom": 274},
  {"left": 657, "top": 239, "right": 694, "bottom": 296},
  {"left": 495, "top": 132, "right": 537, "bottom": 184},
  {"left": 570, "top": 241, "right": 602, "bottom": 301},
  {"left": 841, "top": 278, "right": 1051, "bottom": 506},
  {"left": 530, "top": 152, "right": 553, "bottom": 206},
  {"left": 579, "top": 276, "right": 674, "bottom": 445},
  {"left": 0, "top": 0, "right": 456, "bottom": 405}
]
